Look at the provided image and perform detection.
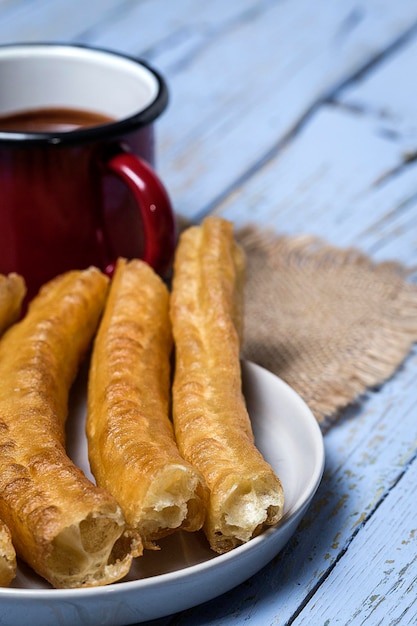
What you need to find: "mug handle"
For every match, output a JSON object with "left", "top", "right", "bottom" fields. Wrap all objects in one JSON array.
[{"left": 104, "top": 151, "right": 176, "bottom": 276}]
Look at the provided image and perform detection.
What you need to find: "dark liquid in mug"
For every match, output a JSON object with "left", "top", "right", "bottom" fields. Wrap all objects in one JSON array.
[{"left": 0, "top": 107, "right": 115, "bottom": 132}]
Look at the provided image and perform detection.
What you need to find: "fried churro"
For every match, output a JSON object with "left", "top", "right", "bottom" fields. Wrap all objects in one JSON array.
[
  {"left": 0, "top": 271, "right": 26, "bottom": 586},
  {"left": 0, "top": 519, "right": 16, "bottom": 587},
  {"left": 87, "top": 258, "right": 207, "bottom": 549},
  {"left": 170, "top": 217, "right": 284, "bottom": 553},
  {"left": 0, "top": 268, "right": 141, "bottom": 588}
]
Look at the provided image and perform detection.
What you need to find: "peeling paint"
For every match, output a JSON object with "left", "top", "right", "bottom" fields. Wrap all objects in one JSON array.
[
  {"left": 352, "top": 512, "right": 366, "bottom": 529},
  {"left": 330, "top": 493, "right": 349, "bottom": 517},
  {"left": 367, "top": 435, "right": 385, "bottom": 447}
]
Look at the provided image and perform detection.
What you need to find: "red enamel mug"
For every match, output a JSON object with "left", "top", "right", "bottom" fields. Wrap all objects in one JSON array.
[{"left": 0, "top": 43, "right": 176, "bottom": 300}]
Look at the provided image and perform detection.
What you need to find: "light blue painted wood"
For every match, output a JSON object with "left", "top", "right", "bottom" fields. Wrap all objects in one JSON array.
[
  {"left": 0, "top": 0, "right": 126, "bottom": 44},
  {"left": 151, "top": 0, "right": 417, "bottom": 220},
  {"left": 79, "top": 0, "right": 264, "bottom": 58},
  {"left": 216, "top": 103, "right": 417, "bottom": 264},
  {"left": 338, "top": 33, "right": 417, "bottom": 152},
  {"left": 292, "top": 456, "right": 417, "bottom": 625}
]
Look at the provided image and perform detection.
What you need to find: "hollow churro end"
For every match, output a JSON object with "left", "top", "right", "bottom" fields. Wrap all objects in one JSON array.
[
  {"left": 0, "top": 520, "right": 16, "bottom": 587},
  {"left": 45, "top": 509, "right": 142, "bottom": 589},
  {"left": 139, "top": 464, "right": 208, "bottom": 548},
  {"left": 206, "top": 472, "right": 285, "bottom": 554}
]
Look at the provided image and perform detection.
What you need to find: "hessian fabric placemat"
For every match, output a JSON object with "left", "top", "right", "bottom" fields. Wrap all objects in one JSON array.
[{"left": 236, "top": 226, "right": 417, "bottom": 425}]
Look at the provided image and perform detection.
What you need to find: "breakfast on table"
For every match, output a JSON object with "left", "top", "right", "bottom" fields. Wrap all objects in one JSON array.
[{"left": 0, "top": 216, "right": 284, "bottom": 589}]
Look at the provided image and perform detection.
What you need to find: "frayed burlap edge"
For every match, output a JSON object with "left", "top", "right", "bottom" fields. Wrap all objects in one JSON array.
[{"left": 236, "top": 225, "right": 417, "bottom": 424}]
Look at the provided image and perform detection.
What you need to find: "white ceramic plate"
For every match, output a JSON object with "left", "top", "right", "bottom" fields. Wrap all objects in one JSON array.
[{"left": 0, "top": 360, "right": 324, "bottom": 626}]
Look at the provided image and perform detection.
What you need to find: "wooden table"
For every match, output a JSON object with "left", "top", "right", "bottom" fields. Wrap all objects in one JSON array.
[{"left": 1, "top": 1, "right": 417, "bottom": 624}]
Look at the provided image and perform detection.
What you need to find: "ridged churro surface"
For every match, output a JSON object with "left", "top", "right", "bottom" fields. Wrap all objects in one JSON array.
[
  {"left": 87, "top": 259, "right": 207, "bottom": 549},
  {"left": 170, "top": 217, "right": 284, "bottom": 553},
  {"left": 0, "top": 272, "right": 26, "bottom": 587},
  {"left": 0, "top": 519, "right": 16, "bottom": 587},
  {"left": 0, "top": 268, "right": 141, "bottom": 588}
]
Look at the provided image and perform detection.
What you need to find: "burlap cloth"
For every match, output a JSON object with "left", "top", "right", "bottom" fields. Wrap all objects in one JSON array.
[{"left": 234, "top": 226, "right": 417, "bottom": 426}]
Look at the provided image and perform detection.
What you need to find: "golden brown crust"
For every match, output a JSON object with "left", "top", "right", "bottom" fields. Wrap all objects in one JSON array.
[
  {"left": 0, "top": 519, "right": 16, "bottom": 587},
  {"left": 170, "top": 217, "right": 284, "bottom": 553},
  {"left": 87, "top": 259, "right": 207, "bottom": 549},
  {"left": 0, "top": 273, "right": 26, "bottom": 336},
  {"left": 0, "top": 267, "right": 141, "bottom": 588}
]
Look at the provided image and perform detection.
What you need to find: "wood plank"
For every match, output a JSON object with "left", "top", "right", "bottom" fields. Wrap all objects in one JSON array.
[
  {"left": 215, "top": 103, "right": 417, "bottom": 266},
  {"left": 337, "top": 32, "right": 417, "bottom": 154},
  {"left": 80, "top": 0, "right": 263, "bottom": 57},
  {"left": 148, "top": 0, "right": 417, "bottom": 220},
  {"left": 0, "top": 0, "right": 126, "bottom": 43},
  {"left": 292, "top": 454, "right": 417, "bottom": 625}
]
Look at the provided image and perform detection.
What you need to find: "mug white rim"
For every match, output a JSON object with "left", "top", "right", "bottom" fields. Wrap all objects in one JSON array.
[{"left": 0, "top": 43, "right": 168, "bottom": 146}]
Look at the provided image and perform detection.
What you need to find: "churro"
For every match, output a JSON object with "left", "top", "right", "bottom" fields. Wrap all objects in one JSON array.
[
  {"left": 0, "top": 268, "right": 141, "bottom": 588},
  {"left": 170, "top": 217, "right": 284, "bottom": 553},
  {"left": 0, "top": 271, "right": 26, "bottom": 586},
  {"left": 0, "top": 519, "right": 16, "bottom": 587},
  {"left": 87, "top": 258, "right": 207, "bottom": 549}
]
